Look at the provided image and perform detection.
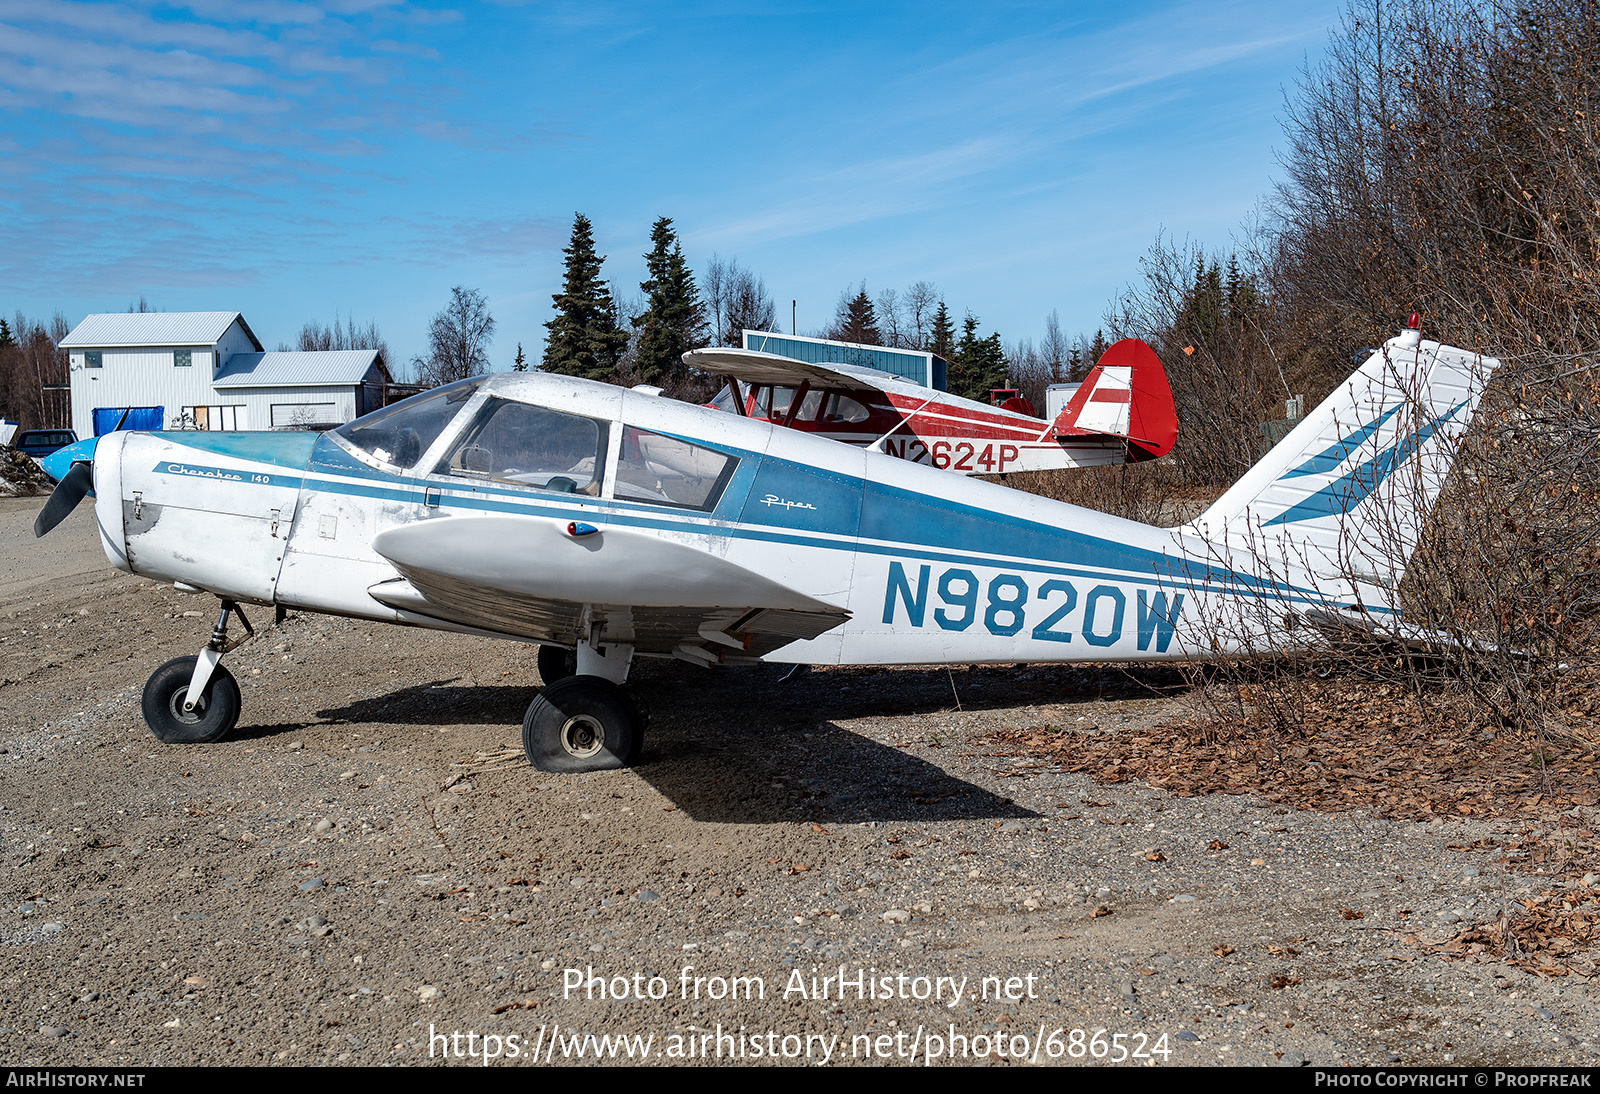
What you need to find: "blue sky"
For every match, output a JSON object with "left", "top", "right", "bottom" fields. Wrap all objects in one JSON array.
[{"left": 0, "top": 0, "right": 1341, "bottom": 372}]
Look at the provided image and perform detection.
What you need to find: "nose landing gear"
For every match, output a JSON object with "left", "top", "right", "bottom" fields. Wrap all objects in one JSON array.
[{"left": 141, "top": 600, "right": 252, "bottom": 744}]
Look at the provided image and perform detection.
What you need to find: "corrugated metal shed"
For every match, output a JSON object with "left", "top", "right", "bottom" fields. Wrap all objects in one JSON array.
[
  {"left": 212, "top": 350, "right": 381, "bottom": 388},
  {"left": 59, "top": 312, "right": 263, "bottom": 350}
]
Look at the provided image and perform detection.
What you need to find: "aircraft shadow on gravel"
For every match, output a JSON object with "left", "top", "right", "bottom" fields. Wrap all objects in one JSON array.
[
  {"left": 308, "top": 679, "right": 538, "bottom": 728},
  {"left": 267, "top": 662, "right": 1081, "bottom": 822},
  {"left": 628, "top": 721, "right": 1039, "bottom": 825},
  {"left": 611, "top": 661, "right": 1067, "bottom": 823}
]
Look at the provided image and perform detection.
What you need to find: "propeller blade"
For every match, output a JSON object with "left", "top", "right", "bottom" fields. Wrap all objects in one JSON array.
[{"left": 33, "top": 461, "right": 92, "bottom": 538}]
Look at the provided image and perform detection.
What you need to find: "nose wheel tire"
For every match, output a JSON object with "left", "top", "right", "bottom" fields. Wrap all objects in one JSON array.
[
  {"left": 522, "top": 675, "right": 642, "bottom": 772},
  {"left": 141, "top": 656, "right": 242, "bottom": 744},
  {"left": 536, "top": 644, "right": 578, "bottom": 685}
]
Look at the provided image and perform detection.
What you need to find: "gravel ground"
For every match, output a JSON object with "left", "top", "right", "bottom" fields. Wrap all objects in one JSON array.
[{"left": 1, "top": 495, "right": 1596, "bottom": 1067}]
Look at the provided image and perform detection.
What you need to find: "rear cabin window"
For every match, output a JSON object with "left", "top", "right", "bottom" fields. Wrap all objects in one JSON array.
[
  {"left": 820, "top": 393, "right": 871, "bottom": 424},
  {"left": 613, "top": 427, "right": 737, "bottom": 511},
  {"left": 436, "top": 398, "right": 607, "bottom": 496}
]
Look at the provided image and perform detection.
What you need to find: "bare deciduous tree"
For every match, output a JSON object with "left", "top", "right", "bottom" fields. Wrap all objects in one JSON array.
[
  {"left": 411, "top": 286, "right": 495, "bottom": 388},
  {"left": 299, "top": 315, "right": 390, "bottom": 369},
  {"left": 710, "top": 260, "right": 776, "bottom": 346},
  {"left": 703, "top": 256, "right": 729, "bottom": 348},
  {"left": 1040, "top": 309, "right": 1066, "bottom": 384},
  {"left": 905, "top": 281, "right": 938, "bottom": 350},
  {"left": 875, "top": 287, "right": 904, "bottom": 348}
]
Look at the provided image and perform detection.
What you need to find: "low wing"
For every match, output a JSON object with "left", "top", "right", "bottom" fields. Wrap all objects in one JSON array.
[
  {"left": 683, "top": 348, "right": 895, "bottom": 395},
  {"left": 367, "top": 514, "right": 849, "bottom": 662}
]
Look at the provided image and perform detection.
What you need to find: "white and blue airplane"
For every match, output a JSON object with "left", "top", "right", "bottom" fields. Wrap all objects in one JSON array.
[{"left": 34, "top": 322, "right": 1495, "bottom": 772}]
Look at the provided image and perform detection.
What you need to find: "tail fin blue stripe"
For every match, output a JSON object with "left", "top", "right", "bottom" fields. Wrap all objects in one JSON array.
[
  {"left": 1264, "top": 402, "right": 1465, "bottom": 526},
  {"left": 1283, "top": 403, "right": 1403, "bottom": 478}
]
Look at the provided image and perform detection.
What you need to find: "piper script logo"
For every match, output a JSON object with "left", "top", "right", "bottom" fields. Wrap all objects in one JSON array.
[{"left": 760, "top": 494, "right": 816, "bottom": 511}]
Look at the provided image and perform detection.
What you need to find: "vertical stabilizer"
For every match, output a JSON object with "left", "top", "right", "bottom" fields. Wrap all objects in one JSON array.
[
  {"left": 1053, "top": 338, "right": 1177, "bottom": 461},
  {"left": 1180, "top": 328, "right": 1497, "bottom": 611}
]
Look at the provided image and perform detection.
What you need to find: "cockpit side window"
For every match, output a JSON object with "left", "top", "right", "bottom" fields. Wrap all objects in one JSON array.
[
  {"left": 436, "top": 398, "right": 608, "bottom": 495},
  {"left": 613, "top": 427, "right": 738, "bottom": 511},
  {"left": 751, "top": 384, "right": 826, "bottom": 422},
  {"left": 334, "top": 376, "right": 485, "bottom": 471}
]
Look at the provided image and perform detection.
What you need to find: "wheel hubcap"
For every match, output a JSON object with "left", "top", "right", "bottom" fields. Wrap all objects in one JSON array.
[
  {"left": 559, "top": 714, "right": 605, "bottom": 758},
  {"left": 168, "top": 687, "right": 206, "bottom": 724}
]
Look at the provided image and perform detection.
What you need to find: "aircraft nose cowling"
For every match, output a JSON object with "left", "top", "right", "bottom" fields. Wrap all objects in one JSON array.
[{"left": 112, "top": 431, "right": 313, "bottom": 602}]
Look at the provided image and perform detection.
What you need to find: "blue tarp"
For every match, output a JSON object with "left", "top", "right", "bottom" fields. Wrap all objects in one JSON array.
[{"left": 93, "top": 406, "right": 164, "bottom": 435}]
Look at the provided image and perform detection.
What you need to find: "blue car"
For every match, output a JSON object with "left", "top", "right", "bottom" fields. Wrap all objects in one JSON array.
[{"left": 14, "top": 429, "right": 78, "bottom": 460}]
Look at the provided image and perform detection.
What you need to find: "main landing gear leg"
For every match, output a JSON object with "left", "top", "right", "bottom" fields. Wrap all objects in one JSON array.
[
  {"left": 140, "top": 600, "right": 252, "bottom": 745},
  {"left": 523, "top": 640, "right": 647, "bottom": 773}
]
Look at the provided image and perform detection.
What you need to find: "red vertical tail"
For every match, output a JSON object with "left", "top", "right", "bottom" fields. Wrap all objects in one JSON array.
[{"left": 1052, "top": 339, "right": 1177, "bottom": 461}]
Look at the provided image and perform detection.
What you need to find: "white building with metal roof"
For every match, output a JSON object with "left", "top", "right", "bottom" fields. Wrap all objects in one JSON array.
[{"left": 60, "top": 312, "right": 392, "bottom": 438}]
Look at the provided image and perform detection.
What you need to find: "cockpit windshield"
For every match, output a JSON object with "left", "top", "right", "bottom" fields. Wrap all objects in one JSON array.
[{"left": 333, "top": 377, "right": 486, "bottom": 471}]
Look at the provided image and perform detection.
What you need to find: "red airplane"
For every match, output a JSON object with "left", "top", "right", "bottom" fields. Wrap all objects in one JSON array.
[{"left": 686, "top": 338, "right": 1177, "bottom": 474}]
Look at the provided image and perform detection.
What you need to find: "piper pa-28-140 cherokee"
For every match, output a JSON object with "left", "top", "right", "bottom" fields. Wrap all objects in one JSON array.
[
  {"left": 34, "top": 322, "right": 1494, "bottom": 772},
  {"left": 687, "top": 337, "right": 1177, "bottom": 474}
]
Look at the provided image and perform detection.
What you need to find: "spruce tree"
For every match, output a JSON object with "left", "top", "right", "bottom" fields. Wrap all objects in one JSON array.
[
  {"left": 632, "top": 217, "right": 706, "bottom": 387},
  {"left": 947, "top": 314, "right": 1008, "bottom": 400},
  {"left": 0, "top": 318, "right": 12, "bottom": 350},
  {"left": 829, "top": 287, "right": 881, "bottom": 344},
  {"left": 928, "top": 301, "right": 954, "bottom": 360},
  {"left": 513, "top": 342, "right": 527, "bottom": 371},
  {"left": 1088, "top": 329, "right": 1109, "bottom": 366},
  {"left": 543, "top": 214, "right": 628, "bottom": 381}
]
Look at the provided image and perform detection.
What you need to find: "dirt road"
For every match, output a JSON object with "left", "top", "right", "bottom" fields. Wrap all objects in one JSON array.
[{"left": 0, "top": 495, "right": 1593, "bottom": 1067}]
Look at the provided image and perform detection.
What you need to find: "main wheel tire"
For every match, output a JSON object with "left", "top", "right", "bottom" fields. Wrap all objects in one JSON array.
[
  {"left": 536, "top": 644, "right": 578, "bottom": 685},
  {"left": 141, "top": 656, "right": 241, "bottom": 744},
  {"left": 522, "top": 675, "right": 641, "bottom": 772}
]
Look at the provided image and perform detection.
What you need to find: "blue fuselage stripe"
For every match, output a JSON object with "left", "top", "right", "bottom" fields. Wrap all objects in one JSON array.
[{"left": 151, "top": 432, "right": 1366, "bottom": 610}]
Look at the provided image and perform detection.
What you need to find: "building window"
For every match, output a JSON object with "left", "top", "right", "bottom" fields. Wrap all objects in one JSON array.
[
  {"left": 179, "top": 405, "right": 244, "bottom": 431},
  {"left": 85, "top": 351, "right": 102, "bottom": 369},
  {"left": 271, "top": 403, "right": 340, "bottom": 431},
  {"left": 174, "top": 349, "right": 192, "bottom": 367}
]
